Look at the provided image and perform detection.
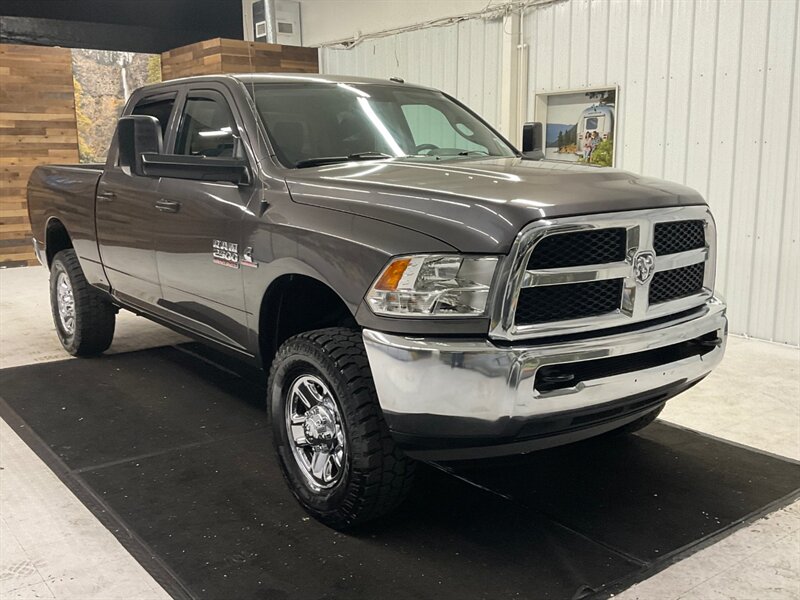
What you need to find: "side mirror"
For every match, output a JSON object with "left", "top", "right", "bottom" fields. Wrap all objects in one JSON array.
[
  {"left": 117, "top": 115, "right": 163, "bottom": 176},
  {"left": 521, "top": 121, "right": 544, "bottom": 160}
]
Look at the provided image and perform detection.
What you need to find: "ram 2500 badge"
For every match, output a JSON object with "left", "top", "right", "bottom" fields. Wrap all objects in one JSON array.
[{"left": 27, "top": 75, "right": 727, "bottom": 529}]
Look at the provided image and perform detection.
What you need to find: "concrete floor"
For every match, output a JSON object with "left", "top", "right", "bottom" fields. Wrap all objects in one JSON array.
[{"left": 1, "top": 265, "right": 798, "bottom": 599}]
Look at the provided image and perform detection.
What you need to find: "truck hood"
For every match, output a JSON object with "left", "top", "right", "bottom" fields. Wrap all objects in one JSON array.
[{"left": 285, "top": 157, "right": 706, "bottom": 254}]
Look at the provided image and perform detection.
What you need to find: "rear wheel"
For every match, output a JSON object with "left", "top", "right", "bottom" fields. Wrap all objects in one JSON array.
[
  {"left": 49, "top": 249, "right": 116, "bottom": 356},
  {"left": 268, "top": 327, "right": 415, "bottom": 530}
]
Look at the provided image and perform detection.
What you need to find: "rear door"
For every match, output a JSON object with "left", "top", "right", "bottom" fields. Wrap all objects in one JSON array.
[
  {"left": 152, "top": 84, "right": 255, "bottom": 352},
  {"left": 96, "top": 90, "right": 179, "bottom": 309}
]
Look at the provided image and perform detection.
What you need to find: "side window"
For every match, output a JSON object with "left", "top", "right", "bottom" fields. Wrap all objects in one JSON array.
[
  {"left": 131, "top": 96, "right": 175, "bottom": 136},
  {"left": 401, "top": 104, "right": 487, "bottom": 153},
  {"left": 175, "top": 93, "right": 238, "bottom": 158}
]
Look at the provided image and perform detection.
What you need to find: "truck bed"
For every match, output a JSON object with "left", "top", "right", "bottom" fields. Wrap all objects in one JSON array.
[{"left": 27, "top": 163, "right": 105, "bottom": 268}]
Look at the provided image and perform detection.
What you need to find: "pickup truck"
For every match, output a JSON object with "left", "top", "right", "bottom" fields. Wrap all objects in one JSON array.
[{"left": 27, "top": 74, "right": 727, "bottom": 529}]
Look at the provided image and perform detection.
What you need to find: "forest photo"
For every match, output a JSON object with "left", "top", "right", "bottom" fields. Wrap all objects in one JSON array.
[{"left": 71, "top": 49, "right": 162, "bottom": 163}]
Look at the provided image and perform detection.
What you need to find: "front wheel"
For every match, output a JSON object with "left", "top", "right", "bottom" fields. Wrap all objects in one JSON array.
[
  {"left": 268, "top": 327, "right": 415, "bottom": 530},
  {"left": 49, "top": 249, "right": 116, "bottom": 356}
]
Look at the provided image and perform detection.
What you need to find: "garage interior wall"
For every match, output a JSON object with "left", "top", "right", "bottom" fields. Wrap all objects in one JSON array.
[
  {"left": 0, "top": 44, "right": 80, "bottom": 267},
  {"left": 0, "top": 0, "right": 244, "bottom": 54},
  {"left": 320, "top": 0, "right": 799, "bottom": 347},
  {"left": 322, "top": 18, "right": 505, "bottom": 129},
  {"left": 300, "top": 0, "right": 491, "bottom": 47},
  {"left": 161, "top": 38, "right": 318, "bottom": 80}
]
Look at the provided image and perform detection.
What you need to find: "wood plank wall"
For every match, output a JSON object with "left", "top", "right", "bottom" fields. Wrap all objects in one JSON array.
[
  {"left": 0, "top": 38, "right": 315, "bottom": 268},
  {"left": 161, "top": 38, "right": 318, "bottom": 80},
  {"left": 0, "top": 44, "right": 79, "bottom": 267}
]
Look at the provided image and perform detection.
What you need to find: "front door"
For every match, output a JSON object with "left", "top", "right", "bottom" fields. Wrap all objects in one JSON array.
[
  {"left": 96, "top": 91, "right": 178, "bottom": 310},
  {"left": 153, "top": 86, "right": 255, "bottom": 352}
]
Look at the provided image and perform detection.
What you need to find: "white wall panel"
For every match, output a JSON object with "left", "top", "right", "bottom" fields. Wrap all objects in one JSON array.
[
  {"left": 705, "top": 0, "right": 743, "bottom": 304},
  {"left": 321, "top": 18, "right": 504, "bottom": 130},
  {"left": 524, "top": 0, "right": 798, "bottom": 345},
  {"left": 683, "top": 0, "right": 719, "bottom": 202},
  {"left": 725, "top": 0, "right": 769, "bottom": 336},
  {"left": 621, "top": 0, "right": 650, "bottom": 174},
  {"left": 749, "top": 0, "right": 798, "bottom": 341},
  {"left": 586, "top": 0, "right": 610, "bottom": 89},
  {"left": 320, "top": 0, "right": 798, "bottom": 345}
]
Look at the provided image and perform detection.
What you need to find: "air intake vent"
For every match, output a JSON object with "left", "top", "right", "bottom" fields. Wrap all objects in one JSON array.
[
  {"left": 654, "top": 220, "right": 705, "bottom": 255},
  {"left": 515, "top": 279, "right": 623, "bottom": 325},
  {"left": 650, "top": 263, "right": 705, "bottom": 304},
  {"left": 527, "top": 228, "right": 627, "bottom": 269}
]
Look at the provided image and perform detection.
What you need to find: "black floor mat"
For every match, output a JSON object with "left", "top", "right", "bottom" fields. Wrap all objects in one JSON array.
[{"left": 1, "top": 345, "right": 798, "bottom": 600}]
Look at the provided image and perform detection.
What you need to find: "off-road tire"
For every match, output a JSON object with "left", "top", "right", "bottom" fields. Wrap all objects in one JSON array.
[
  {"left": 50, "top": 249, "right": 116, "bottom": 356},
  {"left": 608, "top": 404, "right": 664, "bottom": 436},
  {"left": 268, "top": 327, "right": 415, "bottom": 530}
]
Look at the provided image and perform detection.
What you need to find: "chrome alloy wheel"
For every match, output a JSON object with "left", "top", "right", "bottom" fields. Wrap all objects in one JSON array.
[
  {"left": 56, "top": 272, "right": 75, "bottom": 335},
  {"left": 285, "top": 374, "right": 347, "bottom": 490}
]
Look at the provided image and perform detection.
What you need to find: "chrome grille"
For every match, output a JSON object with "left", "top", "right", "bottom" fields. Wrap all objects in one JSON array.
[
  {"left": 527, "top": 228, "right": 626, "bottom": 269},
  {"left": 491, "top": 206, "right": 716, "bottom": 341},
  {"left": 654, "top": 220, "right": 705, "bottom": 255},
  {"left": 650, "top": 263, "right": 705, "bottom": 304},
  {"left": 515, "top": 279, "right": 623, "bottom": 325}
]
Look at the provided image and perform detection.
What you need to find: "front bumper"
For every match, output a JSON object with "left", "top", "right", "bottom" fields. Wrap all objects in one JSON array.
[{"left": 363, "top": 297, "right": 727, "bottom": 460}]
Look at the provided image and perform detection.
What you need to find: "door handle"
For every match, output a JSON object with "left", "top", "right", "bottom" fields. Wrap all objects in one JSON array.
[
  {"left": 96, "top": 191, "right": 116, "bottom": 202},
  {"left": 155, "top": 199, "right": 181, "bottom": 213}
]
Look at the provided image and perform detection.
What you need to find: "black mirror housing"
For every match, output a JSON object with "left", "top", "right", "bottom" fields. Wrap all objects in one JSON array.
[
  {"left": 117, "top": 115, "right": 163, "bottom": 176},
  {"left": 522, "top": 122, "right": 543, "bottom": 153},
  {"left": 521, "top": 150, "right": 545, "bottom": 161},
  {"left": 140, "top": 154, "right": 251, "bottom": 186}
]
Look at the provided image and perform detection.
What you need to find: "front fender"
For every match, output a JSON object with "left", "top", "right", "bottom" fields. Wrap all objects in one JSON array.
[{"left": 240, "top": 201, "right": 460, "bottom": 352}]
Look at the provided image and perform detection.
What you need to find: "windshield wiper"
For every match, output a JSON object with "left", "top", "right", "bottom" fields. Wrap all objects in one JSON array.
[
  {"left": 295, "top": 152, "right": 394, "bottom": 169},
  {"left": 404, "top": 151, "right": 491, "bottom": 160},
  {"left": 349, "top": 151, "right": 394, "bottom": 160}
]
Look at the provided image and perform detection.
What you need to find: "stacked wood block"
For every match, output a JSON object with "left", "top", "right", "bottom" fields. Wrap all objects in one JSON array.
[
  {"left": 0, "top": 38, "right": 315, "bottom": 267},
  {"left": 0, "top": 44, "right": 80, "bottom": 267},
  {"left": 161, "top": 38, "right": 318, "bottom": 80}
]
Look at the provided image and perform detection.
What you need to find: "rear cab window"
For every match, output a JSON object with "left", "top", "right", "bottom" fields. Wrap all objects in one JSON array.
[{"left": 131, "top": 94, "right": 177, "bottom": 137}]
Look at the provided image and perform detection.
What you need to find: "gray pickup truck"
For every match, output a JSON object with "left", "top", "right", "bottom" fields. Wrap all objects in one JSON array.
[{"left": 27, "top": 74, "right": 727, "bottom": 529}]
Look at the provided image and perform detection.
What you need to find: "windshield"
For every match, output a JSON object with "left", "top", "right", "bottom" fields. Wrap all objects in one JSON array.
[{"left": 248, "top": 82, "right": 516, "bottom": 168}]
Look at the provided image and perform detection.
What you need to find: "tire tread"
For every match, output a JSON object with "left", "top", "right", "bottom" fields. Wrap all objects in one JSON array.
[
  {"left": 51, "top": 249, "right": 115, "bottom": 356},
  {"left": 268, "top": 327, "right": 415, "bottom": 529}
]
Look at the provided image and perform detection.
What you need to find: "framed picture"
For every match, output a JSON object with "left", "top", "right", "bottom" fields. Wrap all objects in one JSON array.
[
  {"left": 71, "top": 49, "right": 162, "bottom": 163},
  {"left": 533, "top": 87, "right": 618, "bottom": 167}
]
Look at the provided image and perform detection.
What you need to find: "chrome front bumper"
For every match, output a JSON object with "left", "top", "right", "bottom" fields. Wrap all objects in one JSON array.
[{"left": 363, "top": 297, "right": 727, "bottom": 458}]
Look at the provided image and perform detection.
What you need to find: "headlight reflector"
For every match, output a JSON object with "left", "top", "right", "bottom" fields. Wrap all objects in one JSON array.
[{"left": 367, "top": 254, "right": 498, "bottom": 317}]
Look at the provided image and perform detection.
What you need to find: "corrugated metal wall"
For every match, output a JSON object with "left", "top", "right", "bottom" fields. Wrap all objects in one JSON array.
[
  {"left": 320, "top": 0, "right": 799, "bottom": 346},
  {"left": 321, "top": 18, "right": 505, "bottom": 129},
  {"left": 526, "top": 0, "right": 799, "bottom": 345}
]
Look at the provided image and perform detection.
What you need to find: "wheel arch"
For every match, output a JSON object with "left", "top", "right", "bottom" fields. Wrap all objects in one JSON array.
[
  {"left": 257, "top": 273, "right": 358, "bottom": 368},
  {"left": 44, "top": 217, "right": 73, "bottom": 268}
]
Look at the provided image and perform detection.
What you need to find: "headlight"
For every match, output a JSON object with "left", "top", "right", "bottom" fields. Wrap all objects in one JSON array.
[{"left": 366, "top": 254, "right": 498, "bottom": 317}]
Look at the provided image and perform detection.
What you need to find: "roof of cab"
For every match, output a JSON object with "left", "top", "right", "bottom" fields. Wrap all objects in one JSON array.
[
  {"left": 231, "top": 73, "right": 423, "bottom": 87},
  {"left": 136, "top": 73, "right": 435, "bottom": 93}
]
